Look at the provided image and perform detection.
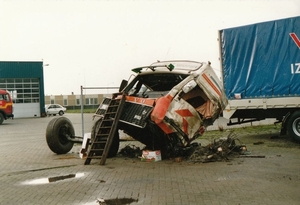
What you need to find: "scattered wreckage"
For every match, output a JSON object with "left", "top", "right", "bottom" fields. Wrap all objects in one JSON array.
[
  {"left": 119, "top": 132, "right": 249, "bottom": 163},
  {"left": 46, "top": 60, "right": 228, "bottom": 163}
]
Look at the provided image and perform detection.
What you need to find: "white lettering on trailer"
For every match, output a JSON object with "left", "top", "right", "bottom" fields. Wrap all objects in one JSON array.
[{"left": 291, "top": 63, "right": 300, "bottom": 74}]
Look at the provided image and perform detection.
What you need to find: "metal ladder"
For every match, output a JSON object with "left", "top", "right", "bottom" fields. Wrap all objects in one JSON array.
[{"left": 84, "top": 92, "right": 125, "bottom": 165}]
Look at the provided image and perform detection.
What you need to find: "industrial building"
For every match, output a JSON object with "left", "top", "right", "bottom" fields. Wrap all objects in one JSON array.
[
  {"left": 44, "top": 94, "right": 106, "bottom": 110},
  {"left": 0, "top": 61, "right": 111, "bottom": 117},
  {"left": 0, "top": 61, "right": 46, "bottom": 118}
]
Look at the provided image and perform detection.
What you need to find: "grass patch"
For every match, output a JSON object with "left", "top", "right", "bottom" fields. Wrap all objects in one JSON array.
[
  {"left": 67, "top": 108, "right": 96, "bottom": 113},
  {"left": 206, "top": 123, "right": 279, "bottom": 133},
  {"left": 202, "top": 124, "right": 281, "bottom": 140},
  {"left": 202, "top": 123, "right": 300, "bottom": 148}
]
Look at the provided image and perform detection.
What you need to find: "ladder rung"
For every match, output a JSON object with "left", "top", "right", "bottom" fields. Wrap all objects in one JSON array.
[
  {"left": 94, "top": 136, "right": 109, "bottom": 139},
  {"left": 105, "top": 112, "right": 117, "bottom": 115},
  {"left": 95, "top": 134, "right": 108, "bottom": 137},
  {"left": 86, "top": 156, "right": 102, "bottom": 159},
  {"left": 94, "top": 136, "right": 108, "bottom": 139},
  {"left": 102, "top": 119, "right": 113, "bottom": 122},
  {"left": 95, "top": 134, "right": 109, "bottom": 137},
  {"left": 92, "top": 141, "right": 107, "bottom": 144},
  {"left": 96, "top": 132, "right": 110, "bottom": 135},
  {"left": 90, "top": 148, "right": 105, "bottom": 152},
  {"left": 97, "top": 126, "right": 112, "bottom": 129}
]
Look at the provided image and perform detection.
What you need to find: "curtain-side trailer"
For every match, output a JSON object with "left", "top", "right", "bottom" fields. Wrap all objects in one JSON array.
[{"left": 219, "top": 16, "right": 300, "bottom": 142}]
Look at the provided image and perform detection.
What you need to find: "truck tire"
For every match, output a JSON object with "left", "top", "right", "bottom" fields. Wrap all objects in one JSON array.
[
  {"left": 46, "top": 117, "right": 75, "bottom": 154},
  {"left": 287, "top": 111, "right": 300, "bottom": 143},
  {"left": 0, "top": 113, "right": 4, "bottom": 125},
  {"left": 91, "top": 118, "right": 120, "bottom": 158}
]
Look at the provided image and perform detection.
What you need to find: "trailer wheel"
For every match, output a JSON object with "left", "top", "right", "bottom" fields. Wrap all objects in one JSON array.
[
  {"left": 91, "top": 118, "right": 120, "bottom": 158},
  {"left": 46, "top": 117, "right": 75, "bottom": 154},
  {"left": 287, "top": 111, "right": 300, "bottom": 143},
  {"left": 0, "top": 113, "right": 4, "bottom": 125}
]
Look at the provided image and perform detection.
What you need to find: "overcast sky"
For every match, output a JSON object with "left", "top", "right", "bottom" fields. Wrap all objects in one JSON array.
[{"left": 1, "top": 0, "right": 299, "bottom": 95}]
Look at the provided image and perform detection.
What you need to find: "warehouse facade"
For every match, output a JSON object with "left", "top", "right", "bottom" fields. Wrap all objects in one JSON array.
[{"left": 0, "top": 61, "right": 46, "bottom": 118}]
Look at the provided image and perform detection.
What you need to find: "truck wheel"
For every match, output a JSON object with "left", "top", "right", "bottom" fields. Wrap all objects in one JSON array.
[
  {"left": 59, "top": 111, "right": 64, "bottom": 116},
  {"left": 46, "top": 117, "right": 75, "bottom": 154},
  {"left": 287, "top": 111, "right": 300, "bottom": 142},
  {"left": 91, "top": 118, "right": 120, "bottom": 158},
  {"left": 0, "top": 113, "right": 4, "bottom": 125}
]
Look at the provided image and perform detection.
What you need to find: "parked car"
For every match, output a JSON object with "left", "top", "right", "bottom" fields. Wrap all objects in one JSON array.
[{"left": 45, "top": 104, "right": 66, "bottom": 116}]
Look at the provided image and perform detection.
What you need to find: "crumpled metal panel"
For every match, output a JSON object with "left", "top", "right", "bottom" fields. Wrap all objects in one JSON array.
[{"left": 163, "top": 63, "right": 227, "bottom": 142}]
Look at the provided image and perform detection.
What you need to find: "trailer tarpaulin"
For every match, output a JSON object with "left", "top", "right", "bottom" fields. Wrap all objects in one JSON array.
[{"left": 220, "top": 16, "right": 300, "bottom": 99}]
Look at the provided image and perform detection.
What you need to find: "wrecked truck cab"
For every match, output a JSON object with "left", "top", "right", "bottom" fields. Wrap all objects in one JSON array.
[{"left": 93, "top": 60, "right": 228, "bottom": 158}]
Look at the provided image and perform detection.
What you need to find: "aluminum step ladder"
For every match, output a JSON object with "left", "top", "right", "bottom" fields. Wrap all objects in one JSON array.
[{"left": 84, "top": 92, "right": 125, "bottom": 165}]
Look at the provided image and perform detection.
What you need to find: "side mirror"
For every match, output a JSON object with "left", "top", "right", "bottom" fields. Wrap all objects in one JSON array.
[{"left": 119, "top": 80, "right": 128, "bottom": 92}]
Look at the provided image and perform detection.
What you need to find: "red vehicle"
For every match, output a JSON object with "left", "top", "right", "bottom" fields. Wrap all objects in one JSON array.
[{"left": 0, "top": 89, "right": 14, "bottom": 125}]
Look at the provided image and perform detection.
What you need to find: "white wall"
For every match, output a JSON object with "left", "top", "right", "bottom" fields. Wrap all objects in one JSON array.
[{"left": 13, "top": 103, "right": 40, "bottom": 118}]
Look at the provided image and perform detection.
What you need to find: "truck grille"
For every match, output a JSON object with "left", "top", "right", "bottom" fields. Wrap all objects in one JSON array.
[
  {"left": 120, "top": 101, "right": 153, "bottom": 128},
  {"left": 95, "top": 98, "right": 153, "bottom": 128}
]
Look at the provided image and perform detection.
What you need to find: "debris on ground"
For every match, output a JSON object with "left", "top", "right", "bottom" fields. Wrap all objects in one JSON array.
[
  {"left": 187, "top": 132, "right": 248, "bottom": 163},
  {"left": 118, "top": 132, "right": 255, "bottom": 163},
  {"left": 118, "top": 144, "right": 143, "bottom": 158}
]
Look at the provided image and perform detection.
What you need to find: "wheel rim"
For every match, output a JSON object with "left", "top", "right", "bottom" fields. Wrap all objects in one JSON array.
[
  {"left": 292, "top": 117, "right": 300, "bottom": 137},
  {"left": 58, "top": 124, "right": 71, "bottom": 145}
]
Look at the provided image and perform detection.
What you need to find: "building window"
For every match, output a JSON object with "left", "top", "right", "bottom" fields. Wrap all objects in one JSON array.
[
  {"left": 90, "top": 98, "right": 94, "bottom": 105},
  {"left": 50, "top": 99, "right": 55, "bottom": 104},
  {"left": 76, "top": 99, "right": 81, "bottom": 105},
  {"left": 84, "top": 98, "right": 98, "bottom": 105},
  {"left": 0, "top": 78, "right": 40, "bottom": 104},
  {"left": 63, "top": 99, "right": 68, "bottom": 106}
]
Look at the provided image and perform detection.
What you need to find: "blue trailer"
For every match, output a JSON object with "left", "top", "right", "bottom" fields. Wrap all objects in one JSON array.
[{"left": 219, "top": 16, "right": 300, "bottom": 141}]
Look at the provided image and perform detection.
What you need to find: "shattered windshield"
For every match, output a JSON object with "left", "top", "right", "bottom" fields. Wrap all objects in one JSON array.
[
  {"left": 126, "top": 72, "right": 189, "bottom": 97},
  {"left": 0, "top": 94, "right": 9, "bottom": 101},
  {"left": 139, "top": 73, "right": 188, "bottom": 91}
]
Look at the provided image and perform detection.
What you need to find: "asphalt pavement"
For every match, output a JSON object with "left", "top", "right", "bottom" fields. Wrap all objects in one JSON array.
[{"left": 0, "top": 114, "right": 299, "bottom": 205}]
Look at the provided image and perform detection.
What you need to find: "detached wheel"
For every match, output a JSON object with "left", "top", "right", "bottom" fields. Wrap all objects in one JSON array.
[
  {"left": 0, "top": 113, "right": 4, "bottom": 125},
  {"left": 46, "top": 117, "right": 75, "bottom": 154},
  {"left": 287, "top": 111, "right": 300, "bottom": 142},
  {"left": 91, "top": 118, "right": 120, "bottom": 158}
]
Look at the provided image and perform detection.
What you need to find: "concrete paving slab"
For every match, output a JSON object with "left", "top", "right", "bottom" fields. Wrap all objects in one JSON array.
[{"left": 0, "top": 114, "right": 299, "bottom": 205}]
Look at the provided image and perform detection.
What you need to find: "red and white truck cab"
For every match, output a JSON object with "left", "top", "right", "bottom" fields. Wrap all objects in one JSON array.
[{"left": 0, "top": 89, "right": 14, "bottom": 125}]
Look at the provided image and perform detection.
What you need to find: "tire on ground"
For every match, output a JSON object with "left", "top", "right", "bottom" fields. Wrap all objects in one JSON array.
[
  {"left": 46, "top": 117, "right": 75, "bottom": 154},
  {"left": 59, "top": 110, "right": 64, "bottom": 116},
  {"left": 287, "top": 111, "right": 300, "bottom": 143},
  {"left": 0, "top": 113, "right": 4, "bottom": 125},
  {"left": 91, "top": 118, "right": 120, "bottom": 158}
]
